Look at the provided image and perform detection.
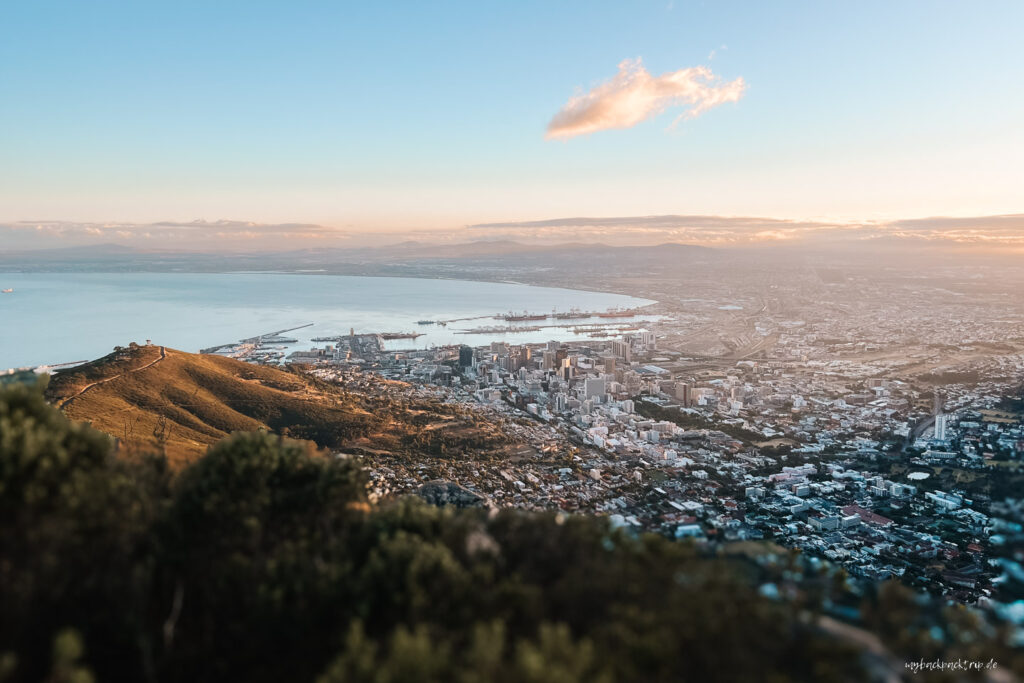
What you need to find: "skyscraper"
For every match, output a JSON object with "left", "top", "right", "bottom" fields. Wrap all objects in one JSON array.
[
  {"left": 585, "top": 376, "right": 606, "bottom": 399},
  {"left": 933, "top": 391, "right": 948, "bottom": 441}
]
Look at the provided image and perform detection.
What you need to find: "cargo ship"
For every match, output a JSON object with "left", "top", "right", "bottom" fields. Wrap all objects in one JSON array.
[
  {"left": 552, "top": 308, "right": 589, "bottom": 319},
  {"left": 379, "top": 332, "right": 424, "bottom": 340},
  {"left": 502, "top": 311, "right": 547, "bottom": 322},
  {"left": 597, "top": 308, "right": 639, "bottom": 318},
  {"left": 1, "top": 289, "right": 12, "bottom": 294},
  {"left": 458, "top": 325, "right": 542, "bottom": 334}
]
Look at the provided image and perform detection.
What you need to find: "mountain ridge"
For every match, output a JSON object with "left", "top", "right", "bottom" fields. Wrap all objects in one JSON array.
[{"left": 46, "top": 345, "right": 514, "bottom": 466}]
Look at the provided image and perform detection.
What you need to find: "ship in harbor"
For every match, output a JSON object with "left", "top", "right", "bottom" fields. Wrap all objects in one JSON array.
[
  {"left": 1, "top": 289, "right": 12, "bottom": 294},
  {"left": 596, "top": 308, "right": 640, "bottom": 318},
  {"left": 458, "top": 325, "right": 542, "bottom": 334},
  {"left": 379, "top": 332, "right": 424, "bottom": 340},
  {"left": 496, "top": 307, "right": 643, "bottom": 322},
  {"left": 551, "top": 308, "right": 589, "bottom": 319},
  {"left": 500, "top": 311, "right": 548, "bottom": 322}
]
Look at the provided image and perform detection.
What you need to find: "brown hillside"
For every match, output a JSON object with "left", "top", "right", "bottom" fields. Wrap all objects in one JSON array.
[
  {"left": 46, "top": 345, "right": 515, "bottom": 467},
  {"left": 46, "top": 345, "right": 382, "bottom": 465}
]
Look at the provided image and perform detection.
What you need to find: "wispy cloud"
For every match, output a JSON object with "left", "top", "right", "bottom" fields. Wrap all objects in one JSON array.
[
  {"left": 546, "top": 58, "right": 746, "bottom": 140},
  {"left": 0, "top": 220, "right": 351, "bottom": 251},
  {"left": 469, "top": 215, "right": 832, "bottom": 246},
  {"left": 469, "top": 214, "right": 1024, "bottom": 251},
  {"left": 5, "top": 214, "right": 1024, "bottom": 254}
]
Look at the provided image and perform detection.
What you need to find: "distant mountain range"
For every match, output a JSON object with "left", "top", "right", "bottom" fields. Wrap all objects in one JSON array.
[{"left": 0, "top": 240, "right": 720, "bottom": 273}]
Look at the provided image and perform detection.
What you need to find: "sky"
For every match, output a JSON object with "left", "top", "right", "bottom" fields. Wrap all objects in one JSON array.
[{"left": 2, "top": 1, "right": 1023, "bottom": 250}]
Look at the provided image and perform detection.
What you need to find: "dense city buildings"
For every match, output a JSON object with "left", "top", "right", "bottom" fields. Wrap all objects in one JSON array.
[
  {"left": 5, "top": 253, "right": 1024, "bottom": 670},
  {"left": 182, "top": 261, "right": 1024, "bottom": 648}
]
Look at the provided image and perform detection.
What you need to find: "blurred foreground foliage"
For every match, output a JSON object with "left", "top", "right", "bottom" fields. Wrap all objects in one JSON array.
[{"left": 1, "top": 381, "right": 1019, "bottom": 682}]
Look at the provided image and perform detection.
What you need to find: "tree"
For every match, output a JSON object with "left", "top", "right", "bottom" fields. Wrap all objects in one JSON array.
[
  {"left": 0, "top": 382, "right": 1018, "bottom": 682},
  {"left": 0, "top": 380, "right": 166, "bottom": 682}
]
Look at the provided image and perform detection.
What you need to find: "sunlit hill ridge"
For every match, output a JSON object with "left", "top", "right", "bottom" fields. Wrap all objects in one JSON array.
[{"left": 45, "top": 344, "right": 513, "bottom": 466}]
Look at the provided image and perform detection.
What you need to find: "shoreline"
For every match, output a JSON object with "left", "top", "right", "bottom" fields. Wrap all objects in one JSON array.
[{"left": 1, "top": 272, "right": 660, "bottom": 371}]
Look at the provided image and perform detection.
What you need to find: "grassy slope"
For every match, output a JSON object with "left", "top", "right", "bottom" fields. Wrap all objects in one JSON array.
[
  {"left": 46, "top": 347, "right": 377, "bottom": 465},
  {"left": 46, "top": 346, "right": 515, "bottom": 467}
]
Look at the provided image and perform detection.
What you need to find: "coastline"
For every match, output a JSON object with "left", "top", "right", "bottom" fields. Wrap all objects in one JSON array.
[{"left": 1, "top": 272, "right": 659, "bottom": 371}]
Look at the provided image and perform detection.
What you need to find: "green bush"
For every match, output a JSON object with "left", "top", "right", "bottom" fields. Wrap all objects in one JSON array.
[{"left": 1, "top": 382, "right": 1017, "bottom": 682}]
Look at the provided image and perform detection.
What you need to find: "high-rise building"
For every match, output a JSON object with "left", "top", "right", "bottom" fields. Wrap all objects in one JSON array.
[
  {"left": 933, "top": 390, "right": 948, "bottom": 441},
  {"left": 638, "top": 329, "right": 656, "bottom": 351},
  {"left": 585, "top": 376, "right": 606, "bottom": 399},
  {"left": 611, "top": 339, "right": 631, "bottom": 363},
  {"left": 458, "top": 345, "right": 475, "bottom": 368}
]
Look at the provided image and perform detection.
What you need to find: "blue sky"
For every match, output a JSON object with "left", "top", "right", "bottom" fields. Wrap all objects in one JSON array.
[{"left": 2, "top": 1, "right": 1022, "bottom": 241}]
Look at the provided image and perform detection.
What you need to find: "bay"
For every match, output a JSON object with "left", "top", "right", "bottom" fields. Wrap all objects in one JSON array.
[{"left": 0, "top": 272, "right": 654, "bottom": 370}]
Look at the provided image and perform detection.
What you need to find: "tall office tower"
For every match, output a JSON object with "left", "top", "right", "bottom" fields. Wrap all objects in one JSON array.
[
  {"left": 676, "top": 383, "right": 691, "bottom": 407},
  {"left": 546, "top": 340, "right": 560, "bottom": 351},
  {"left": 458, "top": 345, "right": 475, "bottom": 368},
  {"left": 611, "top": 339, "right": 632, "bottom": 363},
  {"left": 542, "top": 350, "right": 556, "bottom": 370},
  {"left": 933, "top": 391, "right": 947, "bottom": 440},
  {"left": 585, "top": 376, "right": 606, "bottom": 399},
  {"left": 603, "top": 356, "right": 616, "bottom": 374}
]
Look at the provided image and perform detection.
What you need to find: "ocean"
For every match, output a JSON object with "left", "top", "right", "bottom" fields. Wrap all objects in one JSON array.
[{"left": 0, "top": 272, "right": 655, "bottom": 370}]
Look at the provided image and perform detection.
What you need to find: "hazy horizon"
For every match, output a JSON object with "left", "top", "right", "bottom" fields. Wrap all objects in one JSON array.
[
  {"left": 3, "top": 213, "right": 1024, "bottom": 256},
  {"left": 3, "top": 1, "right": 1023, "bottom": 254}
]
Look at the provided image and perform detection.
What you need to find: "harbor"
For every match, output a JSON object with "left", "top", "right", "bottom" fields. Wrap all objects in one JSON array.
[
  {"left": 1, "top": 272, "right": 655, "bottom": 370},
  {"left": 496, "top": 307, "right": 643, "bottom": 322}
]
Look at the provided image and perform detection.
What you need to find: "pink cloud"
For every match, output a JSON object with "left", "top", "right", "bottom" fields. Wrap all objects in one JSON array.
[{"left": 546, "top": 58, "right": 746, "bottom": 140}]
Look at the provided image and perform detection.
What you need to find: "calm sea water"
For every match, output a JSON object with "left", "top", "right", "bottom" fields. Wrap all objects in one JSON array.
[{"left": 0, "top": 273, "right": 654, "bottom": 370}]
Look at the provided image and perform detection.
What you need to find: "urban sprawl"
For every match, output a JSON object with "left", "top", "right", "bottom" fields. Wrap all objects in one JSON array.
[{"left": 196, "top": 275, "right": 1024, "bottom": 644}]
